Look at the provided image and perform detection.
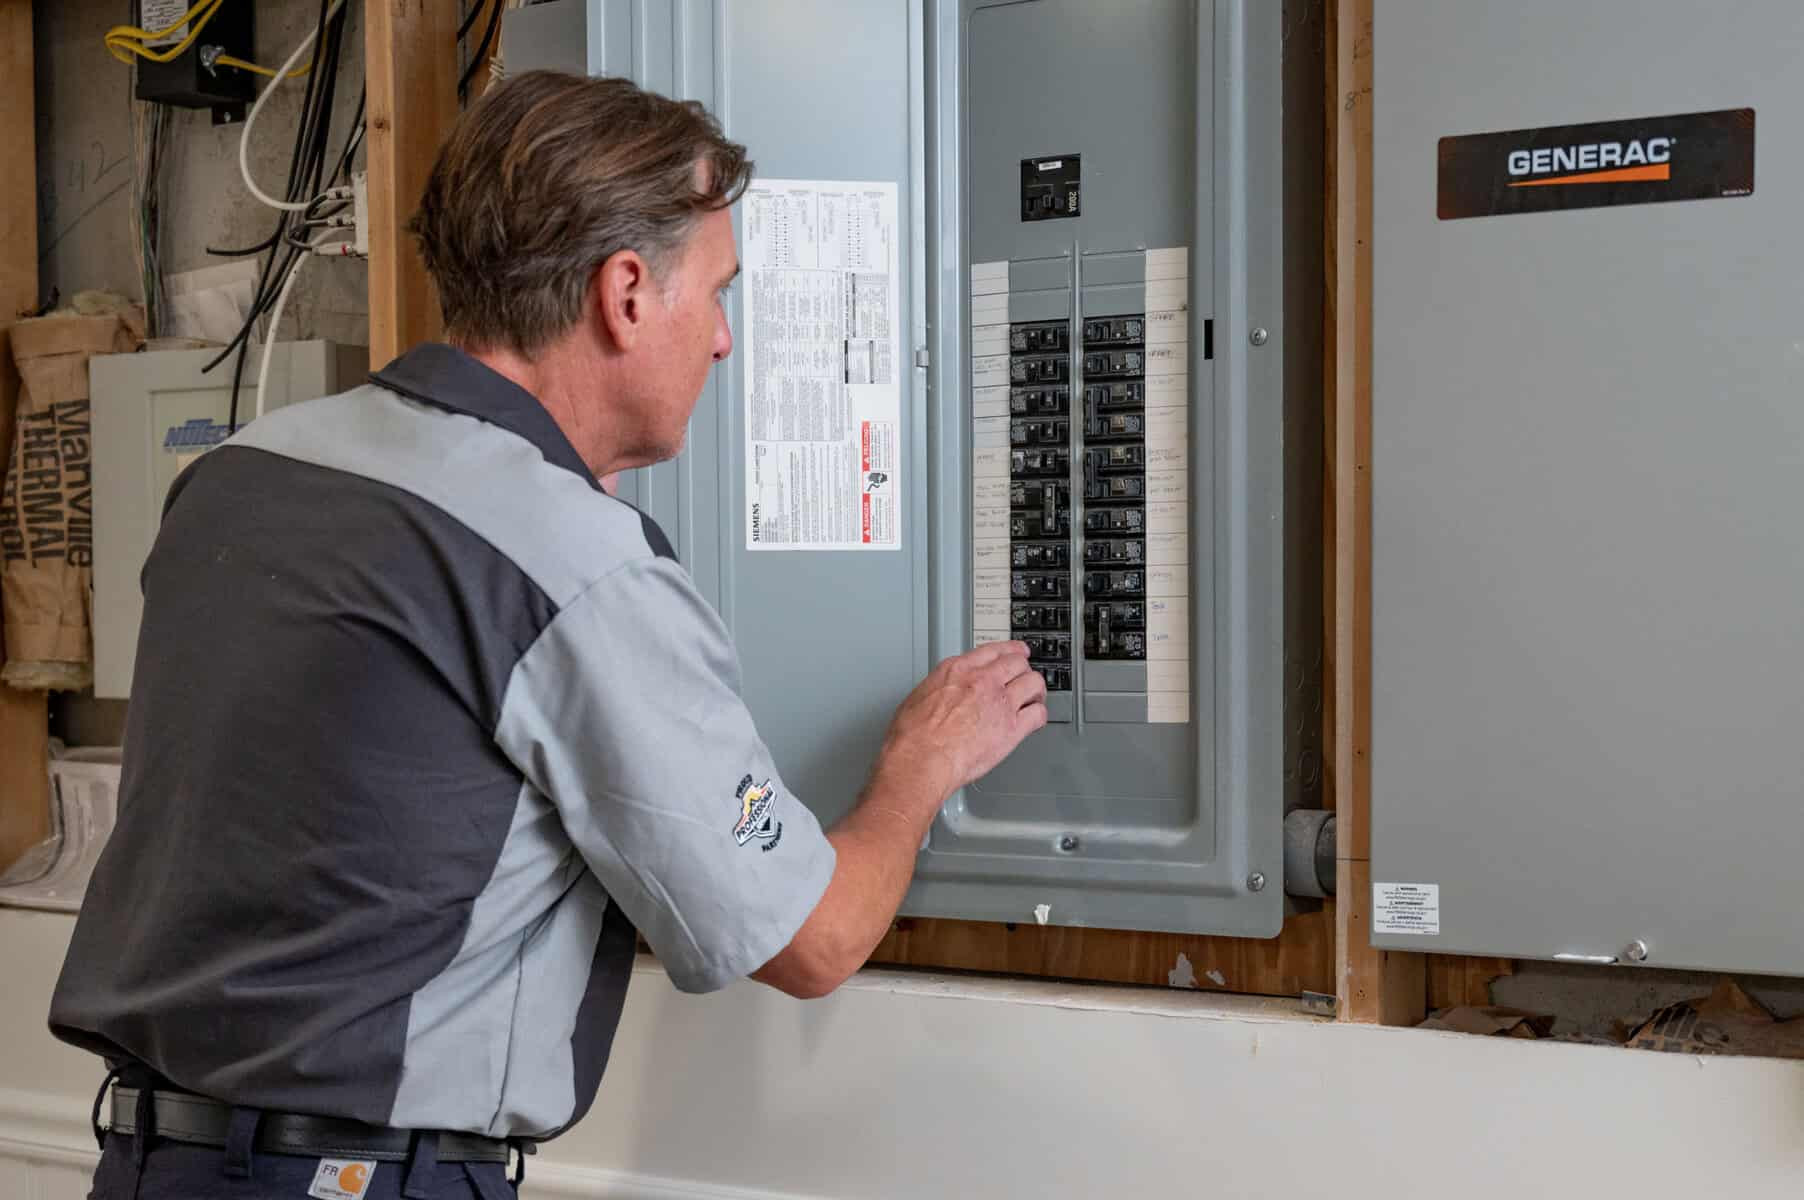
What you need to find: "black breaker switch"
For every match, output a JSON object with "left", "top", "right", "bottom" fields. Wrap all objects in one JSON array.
[
  {"left": 1013, "top": 604, "right": 1071, "bottom": 631},
  {"left": 1085, "top": 507, "right": 1144, "bottom": 533},
  {"left": 1011, "top": 388, "right": 1069, "bottom": 416},
  {"left": 1084, "top": 538, "right": 1144, "bottom": 565},
  {"left": 1011, "top": 419, "right": 1069, "bottom": 446},
  {"left": 1011, "top": 356, "right": 1069, "bottom": 385}
]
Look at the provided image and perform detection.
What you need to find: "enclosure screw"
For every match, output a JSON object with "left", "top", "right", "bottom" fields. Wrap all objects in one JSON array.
[
  {"left": 1622, "top": 939, "right": 1650, "bottom": 963},
  {"left": 1249, "top": 327, "right": 1270, "bottom": 346},
  {"left": 1058, "top": 835, "right": 1080, "bottom": 853},
  {"left": 1247, "top": 872, "right": 1267, "bottom": 892}
]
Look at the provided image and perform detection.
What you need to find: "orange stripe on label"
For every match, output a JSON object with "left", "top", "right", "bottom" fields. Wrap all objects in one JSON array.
[{"left": 1509, "top": 163, "right": 1671, "bottom": 188}]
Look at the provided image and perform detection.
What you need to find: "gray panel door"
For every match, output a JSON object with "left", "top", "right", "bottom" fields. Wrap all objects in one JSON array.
[
  {"left": 1371, "top": 0, "right": 1804, "bottom": 972},
  {"left": 904, "top": 0, "right": 1290, "bottom": 936}
]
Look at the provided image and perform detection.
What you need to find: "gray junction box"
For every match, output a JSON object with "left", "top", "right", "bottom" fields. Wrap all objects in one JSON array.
[
  {"left": 506, "top": 0, "right": 1323, "bottom": 935},
  {"left": 91, "top": 343, "right": 369, "bottom": 700}
]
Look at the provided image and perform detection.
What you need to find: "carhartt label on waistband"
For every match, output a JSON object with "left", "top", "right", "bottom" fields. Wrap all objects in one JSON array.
[{"left": 308, "top": 1158, "right": 376, "bottom": 1200}]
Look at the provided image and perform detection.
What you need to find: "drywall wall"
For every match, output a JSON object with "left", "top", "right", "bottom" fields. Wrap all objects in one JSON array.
[{"left": 3, "top": 909, "right": 1802, "bottom": 1199}]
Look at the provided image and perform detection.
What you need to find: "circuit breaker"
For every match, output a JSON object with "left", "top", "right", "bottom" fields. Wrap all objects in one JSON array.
[{"left": 507, "top": 0, "right": 1320, "bottom": 935}]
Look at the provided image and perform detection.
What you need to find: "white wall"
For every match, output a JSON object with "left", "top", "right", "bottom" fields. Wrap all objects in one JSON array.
[{"left": 3, "top": 910, "right": 1803, "bottom": 1199}]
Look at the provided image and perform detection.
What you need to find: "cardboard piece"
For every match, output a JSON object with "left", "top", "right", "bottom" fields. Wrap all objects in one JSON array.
[
  {"left": 0, "top": 312, "right": 139, "bottom": 690},
  {"left": 1419, "top": 1006, "right": 1555, "bottom": 1039},
  {"left": 1624, "top": 979, "right": 1804, "bottom": 1061}
]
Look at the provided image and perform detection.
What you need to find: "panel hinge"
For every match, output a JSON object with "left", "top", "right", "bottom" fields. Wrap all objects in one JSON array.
[{"left": 913, "top": 346, "right": 931, "bottom": 369}]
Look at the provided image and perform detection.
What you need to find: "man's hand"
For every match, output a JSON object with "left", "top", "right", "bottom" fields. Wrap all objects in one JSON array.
[
  {"left": 752, "top": 642, "right": 1047, "bottom": 999},
  {"left": 877, "top": 640, "right": 1048, "bottom": 804}
]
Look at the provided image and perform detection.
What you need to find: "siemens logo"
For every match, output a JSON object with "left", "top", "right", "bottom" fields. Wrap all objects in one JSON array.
[{"left": 1507, "top": 137, "right": 1672, "bottom": 178}]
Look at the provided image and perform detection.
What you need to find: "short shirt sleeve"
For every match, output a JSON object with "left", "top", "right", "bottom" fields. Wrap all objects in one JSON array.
[{"left": 495, "top": 556, "right": 836, "bottom": 993}]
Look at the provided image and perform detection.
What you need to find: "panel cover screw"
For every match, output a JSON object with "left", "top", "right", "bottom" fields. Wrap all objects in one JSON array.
[
  {"left": 1247, "top": 872, "right": 1267, "bottom": 892},
  {"left": 1249, "top": 327, "right": 1270, "bottom": 346}
]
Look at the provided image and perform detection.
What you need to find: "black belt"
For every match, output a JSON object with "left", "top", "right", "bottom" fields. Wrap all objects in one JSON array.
[{"left": 109, "top": 1087, "right": 517, "bottom": 1164}]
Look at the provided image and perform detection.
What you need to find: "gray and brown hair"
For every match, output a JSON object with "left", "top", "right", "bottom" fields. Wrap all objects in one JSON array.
[{"left": 409, "top": 70, "right": 752, "bottom": 354}]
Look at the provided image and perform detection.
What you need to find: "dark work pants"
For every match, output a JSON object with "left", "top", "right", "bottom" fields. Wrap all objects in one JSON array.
[{"left": 88, "top": 1127, "right": 518, "bottom": 1200}]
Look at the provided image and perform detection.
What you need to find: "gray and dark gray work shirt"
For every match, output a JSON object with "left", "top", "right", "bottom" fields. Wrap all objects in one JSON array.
[{"left": 49, "top": 344, "right": 836, "bottom": 1139}]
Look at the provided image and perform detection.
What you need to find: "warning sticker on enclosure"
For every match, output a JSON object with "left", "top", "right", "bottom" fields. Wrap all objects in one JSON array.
[
  {"left": 1372, "top": 882, "right": 1441, "bottom": 936},
  {"left": 743, "top": 179, "right": 901, "bottom": 551}
]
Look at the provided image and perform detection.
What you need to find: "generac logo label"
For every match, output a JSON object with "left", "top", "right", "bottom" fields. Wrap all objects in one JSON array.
[
  {"left": 1505, "top": 137, "right": 1673, "bottom": 187},
  {"left": 1438, "top": 108, "right": 1753, "bottom": 220}
]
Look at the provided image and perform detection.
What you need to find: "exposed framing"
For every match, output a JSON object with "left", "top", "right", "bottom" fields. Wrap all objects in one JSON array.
[
  {"left": 364, "top": 3, "right": 460, "bottom": 367},
  {"left": 0, "top": 0, "right": 50, "bottom": 876}
]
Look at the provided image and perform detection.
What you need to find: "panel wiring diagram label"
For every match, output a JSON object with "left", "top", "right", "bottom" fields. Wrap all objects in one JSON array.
[
  {"left": 743, "top": 179, "right": 902, "bottom": 551},
  {"left": 1372, "top": 882, "right": 1441, "bottom": 936},
  {"left": 970, "top": 261, "right": 1012, "bottom": 646},
  {"left": 1143, "top": 247, "right": 1190, "bottom": 723}
]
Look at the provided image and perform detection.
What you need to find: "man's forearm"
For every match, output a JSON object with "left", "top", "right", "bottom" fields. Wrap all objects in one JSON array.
[
  {"left": 752, "top": 640, "right": 1044, "bottom": 998},
  {"left": 751, "top": 758, "right": 946, "bottom": 997}
]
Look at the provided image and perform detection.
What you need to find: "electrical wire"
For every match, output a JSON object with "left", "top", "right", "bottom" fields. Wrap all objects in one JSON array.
[
  {"left": 204, "top": 0, "right": 358, "bottom": 431},
  {"left": 238, "top": 0, "right": 348, "bottom": 211},
  {"left": 105, "top": 0, "right": 222, "bottom": 66},
  {"left": 129, "top": 76, "right": 174, "bottom": 337},
  {"left": 106, "top": 0, "right": 312, "bottom": 78},
  {"left": 253, "top": 255, "right": 307, "bottom": 423},
  {"left": 328, "top": 89, "right": 367, "bottom": 184},
  {"left": 457, "top": 0, "right": 488, "bottom": 40},
  {"left": 459, "top": 0, "right": 503, "bottom": 102},
  {"left": 212, "top": 53, "right": 313, "bottom": 79}
]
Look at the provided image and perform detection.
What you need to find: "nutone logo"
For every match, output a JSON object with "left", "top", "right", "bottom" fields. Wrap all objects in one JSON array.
[{"left": 1505, "top": 137, "right": 1674, "bottom": 187}]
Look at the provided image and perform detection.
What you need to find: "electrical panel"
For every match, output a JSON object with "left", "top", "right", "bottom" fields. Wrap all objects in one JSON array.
[
  {"left": 507, "top": 0, "right": 1320, "bottom": 935},
  {"left": 90, "top": 343, "right": 368, "bottom": 700}
]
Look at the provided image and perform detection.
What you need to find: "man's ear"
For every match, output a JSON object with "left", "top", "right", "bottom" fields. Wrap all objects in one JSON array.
[{"left": 594, "top": 249, "right": 651, "bottom": 353}]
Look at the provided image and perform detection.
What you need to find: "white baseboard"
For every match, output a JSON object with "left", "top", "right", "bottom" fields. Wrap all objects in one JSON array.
[{"left": 0, "top": 1086, "right": 821, "bottom": 1200}]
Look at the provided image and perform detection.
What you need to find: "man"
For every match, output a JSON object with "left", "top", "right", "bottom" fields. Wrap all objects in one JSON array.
[{"left": 51, "top": 71, "right": 1046, "bottom": 1199}]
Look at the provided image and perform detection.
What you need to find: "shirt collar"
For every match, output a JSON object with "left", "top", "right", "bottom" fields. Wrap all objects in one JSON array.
[{"left": 369, "top": 343, "right": 601, "bottom": 492}]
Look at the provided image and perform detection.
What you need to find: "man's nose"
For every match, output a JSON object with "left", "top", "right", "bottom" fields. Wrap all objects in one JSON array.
[{"left": 713, "top": 307, "right": 734, "bottom": 362}]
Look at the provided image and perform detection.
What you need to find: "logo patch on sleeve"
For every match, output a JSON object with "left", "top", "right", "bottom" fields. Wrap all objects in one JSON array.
[
  {"left": 308, "top": 1158, "right": 376, "bottom": 1200},
  {"left": 732, "top": 774, "right": 784, "bottom": 850}
]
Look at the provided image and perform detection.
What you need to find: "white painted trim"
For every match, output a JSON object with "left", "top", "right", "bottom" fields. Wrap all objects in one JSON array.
[
  {"left": 524, "top": 1161, "right": 822, "bottom": 1200},
  {"left": 0, "top": 1089, "right": 96, "bottom": 1164}
]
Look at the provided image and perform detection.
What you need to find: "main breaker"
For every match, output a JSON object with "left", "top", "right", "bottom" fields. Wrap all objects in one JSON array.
[{"left": 507, "top": 0, "right": 1321, "bottom": 935}]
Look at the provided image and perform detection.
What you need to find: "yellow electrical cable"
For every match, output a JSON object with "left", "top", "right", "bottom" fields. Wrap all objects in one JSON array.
[
  {"left": 211, "top": 53, "right": 313, "bottom": 79},
  {"left": 106, "top": 0, "right": 221, "bottom": 45},
  {"left": 105, "top": 0, "right": 224, "bottom": 66},
  {"left": 105, "top": 0, "right": 311, "bottom": 78}
]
